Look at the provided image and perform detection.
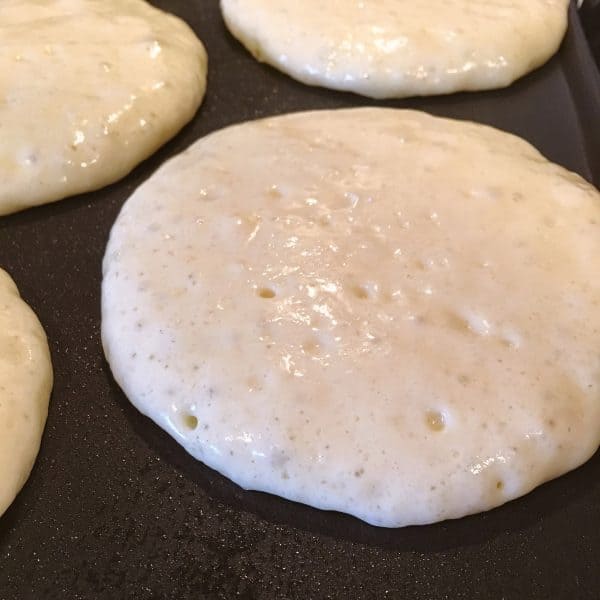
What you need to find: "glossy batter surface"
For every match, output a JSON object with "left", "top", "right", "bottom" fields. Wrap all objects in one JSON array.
[
  {"left": 0, "top": 269, "right": 52, "bottom": 517},
  {"left": 221, "top": 0, "right": 569, "bottom": 98},
  {"left": 0, "top": 0, "right": 207, "bottom": 215},
  {"left": 102, "top": 108, "right": 600, "bottom": 527}
]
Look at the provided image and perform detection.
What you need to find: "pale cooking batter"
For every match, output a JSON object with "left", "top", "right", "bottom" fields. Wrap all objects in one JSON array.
[
  {"left": 102, "top": 108, "right": 600, "bottom": 527},
  {"left": 222, "top": 0, "right": 569, "bottom": 98},
  {"left": 0, "top": 0, "right": 207, "bottom": 215}
]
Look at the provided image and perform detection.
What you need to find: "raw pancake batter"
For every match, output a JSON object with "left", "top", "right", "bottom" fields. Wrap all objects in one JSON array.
[
  {"left": 102, "top": 108, "right": 600, "bottom": 527},
  {"left": 221, "top": 0, "right": 569, "bottom": 98},
  {"left": 0, "top": 0, "right": 207, "bottom": 215},
  {"left": 0, "top": 269, "right": 52, "bottom": 517}
]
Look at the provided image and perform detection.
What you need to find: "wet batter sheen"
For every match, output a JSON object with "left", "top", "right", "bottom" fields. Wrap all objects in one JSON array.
[
  {"left": 221, "top": 0, "right": 569, "bottom": 98},
  {"left": 0, "top": 0, "right": 207, "bottom": 215},
  {"left": 0, "top": 269, "right": 52, "bottom": 517},
  {"left": 102, "top": 108, "right": 600, "bottom": 527}
]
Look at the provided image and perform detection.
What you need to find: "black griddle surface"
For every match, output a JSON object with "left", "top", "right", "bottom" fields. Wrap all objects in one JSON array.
[{"left": 1, "top": 2, "right": 599, "bottom": 599}]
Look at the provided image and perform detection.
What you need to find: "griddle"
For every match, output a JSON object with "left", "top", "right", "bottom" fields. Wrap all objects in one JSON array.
[{"left": 1, "top": 2, "right": 599, "bottom": 598}]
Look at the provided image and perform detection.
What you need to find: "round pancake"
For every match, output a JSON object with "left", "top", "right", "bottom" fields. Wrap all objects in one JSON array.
[
  {"left": 102, "top": 108, "right": 600, "bottom": 527},
  {"left": 221, "top": 0, "right": 569, "bottom": 98},
  {"left": 0, "top": 0, "right": 207, "bottom": 215},
  {"left": 0, "top": 269, "right": 52, "bottom": 517}
]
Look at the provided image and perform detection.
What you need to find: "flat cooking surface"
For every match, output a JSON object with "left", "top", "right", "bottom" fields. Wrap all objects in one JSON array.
[{"left": 1, "top": 2, "right": 599, "bottom": 598}]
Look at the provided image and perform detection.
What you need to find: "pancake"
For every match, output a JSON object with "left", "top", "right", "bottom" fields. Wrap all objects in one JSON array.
[
  {"left": 0, "top": 0, "right": 207, "bottom": 215},
  {"left": 221, "top": 0, "right": 569, "bottom": 98},
  {"left": 102, "top": 108, "right": 600, "bottom": 527},
  {"left": 0, "top": 269, "right": 53, "bottom": 517}
]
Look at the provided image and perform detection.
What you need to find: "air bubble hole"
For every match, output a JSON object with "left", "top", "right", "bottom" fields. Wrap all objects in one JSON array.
[
  {"left": 426, "top": 410, "right": 446, "bottom": 432},
  {"left": 258, "top": 287, "right": 276, "bottom": 299},
  {"left": 183, "top": 414, "right": 198, "bottom": 430},
  {"left": 353, "top": 285, "right": 370, "bottom": 300}
]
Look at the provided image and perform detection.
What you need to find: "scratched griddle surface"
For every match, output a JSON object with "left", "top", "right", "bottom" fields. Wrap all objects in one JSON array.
[{"left": 0, "top": 2, "right": 599, "bottom": 598}]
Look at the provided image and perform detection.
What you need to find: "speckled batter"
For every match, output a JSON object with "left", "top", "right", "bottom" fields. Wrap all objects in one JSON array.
[
  {"left": 0, "top": 0, "right": 207, "bottom": 215},
  {"left": 0, "top": 269, "right": 52, "bottom": 517},
  {"left": 221, "top": 0, "right": 569, "bottom": 98},
  {"left": 102, "top": 108, "right": 600, "bottom": 527}
]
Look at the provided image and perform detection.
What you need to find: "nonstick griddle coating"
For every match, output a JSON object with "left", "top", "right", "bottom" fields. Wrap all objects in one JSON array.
[{"left": 0, "top": 2, "right": 598, "bottom": 598}]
